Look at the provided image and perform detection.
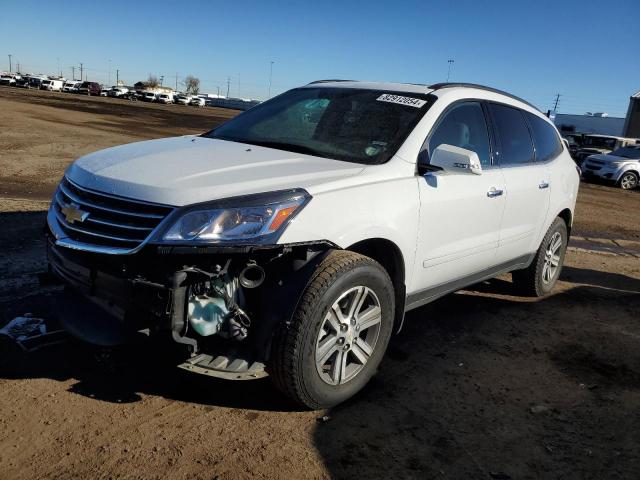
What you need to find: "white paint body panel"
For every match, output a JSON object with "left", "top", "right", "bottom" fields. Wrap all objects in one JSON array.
[{"left": 61, "top": 82, "right": 579, "bottom": 298}]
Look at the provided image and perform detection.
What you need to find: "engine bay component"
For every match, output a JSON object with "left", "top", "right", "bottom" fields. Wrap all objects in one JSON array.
[
  {"left": 239, "top": 261, "right": 265, "bottom": 289},
  {"left": 185, "top": 261, "right": 253, "bottom": 341},
  {"left": 187, "top": 295, "right": 228, "bottom": 336}
]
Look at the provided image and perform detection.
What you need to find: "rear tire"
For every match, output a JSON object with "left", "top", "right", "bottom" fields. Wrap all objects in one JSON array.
[
  {"left": 512, "top": 217, "right": 568, "bottom": 297},
  {"left": 270, "top": 250, "right": 394, "bottom": 409}
]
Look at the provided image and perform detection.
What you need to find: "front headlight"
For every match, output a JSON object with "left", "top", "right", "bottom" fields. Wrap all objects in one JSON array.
[{"left": 159, "top": 189, "right": 310, "bottom": 243}]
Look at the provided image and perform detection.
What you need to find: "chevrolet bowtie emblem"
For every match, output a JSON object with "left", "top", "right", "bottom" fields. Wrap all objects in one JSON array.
[{"left": 61, "top": 202, "right": 89, "bottom": 224}]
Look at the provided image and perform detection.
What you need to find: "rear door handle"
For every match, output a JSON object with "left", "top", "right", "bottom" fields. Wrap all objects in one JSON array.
[
  {"left": 487, "top": 187, "right": 504, "bottom": 198},
  {"left": 539, "top": 181, "right": 550, "bottom": 189}
]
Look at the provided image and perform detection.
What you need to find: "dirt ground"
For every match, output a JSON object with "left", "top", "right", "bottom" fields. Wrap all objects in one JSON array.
[{"left": 0, "top": 86, "right": 639, "bottom": 480}]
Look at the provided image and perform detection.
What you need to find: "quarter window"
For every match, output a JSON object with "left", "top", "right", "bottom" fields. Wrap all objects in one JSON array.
[
  {"left": 489, "top": 103, "right": 534, "bottom": 165},
  {"left": 427, "top": 102, "right": 491, "bottom": 166},
  {"left": 526, "top": 112, "right": 562, "bottom": 162}
]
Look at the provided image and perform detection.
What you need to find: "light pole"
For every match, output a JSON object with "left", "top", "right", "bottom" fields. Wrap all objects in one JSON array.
[
  {"left": 8, "top": 54, "right": 12, "bottom": 73},
  {"left": 268, "top": 61, "right": 274, "bottom": 98},
  {"left": 446, "top": 59, "right": 454, "bottom": 82}
]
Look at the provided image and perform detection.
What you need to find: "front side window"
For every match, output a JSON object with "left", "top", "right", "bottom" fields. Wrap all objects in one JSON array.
[
  {"left": 427, "top": 102, "right": 491, "bottom": 166},
  {"left": 489, "top": 103, "right": 534, "bottom": 165},
  {"left": 206, "top": 87, "right": 435, "bottom": 165},
  {"left": 526, "top": 112, "right": 563, "bottom": 162}
]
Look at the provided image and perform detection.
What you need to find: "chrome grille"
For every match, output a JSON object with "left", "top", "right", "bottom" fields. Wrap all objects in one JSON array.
[{"left": 52, "top": 177, "right": 173, "bottom": 251}]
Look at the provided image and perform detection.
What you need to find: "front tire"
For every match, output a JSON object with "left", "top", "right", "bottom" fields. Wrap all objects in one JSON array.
[
  {"left": 270, "top": 250, "right": 394, "bottom": 409},
  {"left": 512, "top": 217, "right": 568, "bottom": 297},
  {"left": 619, "top": 171, "right": 639, "bottom": 190}
]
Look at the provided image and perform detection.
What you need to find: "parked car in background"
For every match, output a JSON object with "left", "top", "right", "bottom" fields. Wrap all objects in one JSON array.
[
  {"left": 25, "top": 77, "right": 44, "bottom": 89},
  {"left": 108, "top": 86, "right": 129, "bottom": 98},
  {"left": 46, "top": 81, "right": 579, "bottom": 409},
  {"left": 561, "top": 133, "right": 584, "bottom": 160},
  {"left": 100, "top": 87, "right": 110, "bottom": 97},
  {"left": 0, "top": 74, "right": 16, "bottom": 86},
  {"left": 157, "top": 93, "right": 174, "bottom": 104},
  {"left": 63, "top": 81, "right": 81, "bottom": 93},
  {"left": 121, "top": 91, "right": 138, "bottom": 101},
  {"left": 142, "top": 91, "right": 157, "bottom": 102},
  {"left": 575, "top": 134, "right": 639, "bottom": 164},
  {"left": 77, "top": 81, "right": 101, "bottom": 96},
  {"left": 176, "top": 94, "right": 193, "bottom": 105},
  {"left": 15, "top": 76, "right": 31, "bottom": 88},
  {"left": 189, "top": 96, "right": 205, "bottom": 107},
  {"left": 581, "top": 145, "right": 640, "bottom": 190},
  {"left": 40, "top": 79, "right": 64, "bottom": 91}
]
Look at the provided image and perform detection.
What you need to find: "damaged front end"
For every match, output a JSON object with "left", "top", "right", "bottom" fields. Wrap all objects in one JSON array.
[
  {"left": 46, "top": 179, "right": 332, "bottom": 380},
  {"left": 47, "top": 239, "right": 333, "bottom": 380}
]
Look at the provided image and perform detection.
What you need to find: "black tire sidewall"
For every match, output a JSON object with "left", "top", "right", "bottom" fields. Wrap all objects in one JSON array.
[
  {"left": 535, "top": 219, "right": 568, "bottom": 295},
  {"left": 298, "top": 263, "right": 394, "bottom": 407}
]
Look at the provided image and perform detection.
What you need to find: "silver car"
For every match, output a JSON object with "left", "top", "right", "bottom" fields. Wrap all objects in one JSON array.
[{"left": 581, "top": 146, "right": 640, "bottom": 190}]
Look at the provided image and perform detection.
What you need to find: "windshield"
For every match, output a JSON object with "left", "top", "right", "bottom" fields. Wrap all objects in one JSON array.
[
  {"left": 583, "top": 136, "right": 617, "bottom": 149},
  {"left": 205, "top": 87, "right": 435, "bottom": 164},
  {"left": 610, "top": 147, "right": 640, "bottom": 159}
]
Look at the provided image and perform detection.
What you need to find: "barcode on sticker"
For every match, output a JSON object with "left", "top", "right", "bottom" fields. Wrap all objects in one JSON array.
[{"left": 377, "top": 94, "right": 427, "bottom": 108}]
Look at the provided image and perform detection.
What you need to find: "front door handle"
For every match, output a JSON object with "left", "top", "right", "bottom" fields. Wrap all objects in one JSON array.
[
  {"left": 539, "top": 181, "right": 550, "bottom": 189},
  {"left": 487, "top": 187, "right": 504, "bottom": 198}
]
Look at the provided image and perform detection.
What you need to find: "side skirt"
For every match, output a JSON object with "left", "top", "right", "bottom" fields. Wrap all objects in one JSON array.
[{"left": 404, "top": 253, "right": 535, "bottom": 312}]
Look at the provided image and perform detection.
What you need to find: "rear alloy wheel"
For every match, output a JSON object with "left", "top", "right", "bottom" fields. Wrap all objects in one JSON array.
[
  {"left": 512, "top": 217, "right": 568, "bottom": 297},
  {"left": 619, "top": 171, "right": 639, "bottom": 190},
  {"left": 270, "top": 250, "right": 394, "bottom": 409}
]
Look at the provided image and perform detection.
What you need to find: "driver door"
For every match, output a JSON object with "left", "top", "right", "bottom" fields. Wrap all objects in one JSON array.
[{"left": 411, "top": 101, "right": 506, "bottom": 298}]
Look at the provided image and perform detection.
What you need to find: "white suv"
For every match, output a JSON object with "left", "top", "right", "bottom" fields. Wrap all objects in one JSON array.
[{"left": 46, "top": 81, "right": 579, "bottom": 408}]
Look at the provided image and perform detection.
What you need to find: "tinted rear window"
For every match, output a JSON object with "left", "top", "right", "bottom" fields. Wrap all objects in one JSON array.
[
  {"left": 526, "top": 113, "right": 562, "bottom": 162},
  {"left": 489, "top": 103, "right": 534, "bottom": 165}
]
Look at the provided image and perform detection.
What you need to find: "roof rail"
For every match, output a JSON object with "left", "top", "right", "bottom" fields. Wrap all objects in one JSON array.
[
  {"left": 307, "top": 79, "right": 355, "bottom": 85},
  {"left": 428, "top": 82, "right": 540, "bottom": 112}
]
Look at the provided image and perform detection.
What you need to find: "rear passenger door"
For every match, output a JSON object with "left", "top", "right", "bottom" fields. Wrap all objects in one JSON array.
[{"left": 488, "top": 103, "right": 551, "bottom": 263}]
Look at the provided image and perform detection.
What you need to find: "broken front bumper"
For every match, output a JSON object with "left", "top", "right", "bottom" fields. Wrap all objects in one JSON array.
[{"left": 46, "top": 235, "right": 332, "bottom": 379}]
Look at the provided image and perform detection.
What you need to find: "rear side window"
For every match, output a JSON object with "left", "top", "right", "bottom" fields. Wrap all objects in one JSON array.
[
  {"left": 526, "top": 113, "right": 562, "bottom": 162},
  {"left": 427, "top": 102, "right": 491, "bottom": 166},
  {"left": 489, "top": 103, "right": 534, "bottom": 165}
]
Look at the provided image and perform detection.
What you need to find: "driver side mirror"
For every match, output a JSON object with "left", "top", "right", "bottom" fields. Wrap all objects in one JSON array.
[{"left": 428, "top": 144, "right": 483, "bottom": 175}]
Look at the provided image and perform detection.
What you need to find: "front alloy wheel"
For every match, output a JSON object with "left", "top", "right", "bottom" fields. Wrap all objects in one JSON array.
[
  {"left": 619, "top": 172, "right": 639, "bottom": 190},
  {"left": 315, "top": 286, "right": 382, "bottom": 386},
  {"left": 270, "top": 251, "right": 394, "bottom": 409}
]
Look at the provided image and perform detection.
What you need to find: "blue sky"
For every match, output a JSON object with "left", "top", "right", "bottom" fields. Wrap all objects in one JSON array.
[{"left": 2, "top": 0, "right": 638, "bottom": 116}]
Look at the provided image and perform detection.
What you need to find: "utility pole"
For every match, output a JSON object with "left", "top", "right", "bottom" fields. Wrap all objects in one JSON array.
[
  {"left": 116, "top": 69, "right": 119, "bottom": 85},
  {"left": 71, "top": 66, "right": 75, "bottom": 80},
  {"left": 79, "top": 63, "right": 83, "bottom": 82},
  {"left": 175, "top": 72, "right": 178, "bottom": 92},
  {"left": 159, "top": 75, "right": 164, "bottom": 86},
  {"left": 446, "top": 59, "right": 454, "bottom": 82},
  {"left": 217, "top": 86, "right": 220, "bottom": 97},
  {"left": 226, "top": 77, "right": 231, "bottom": 98},
  {"left": 8, "top": 54, "right": 11, "bottom": 72},
  {"left": 268, "top": 61, "right": 274, "bottom": 98},
  {"left": 553, "top": 93, "right": 561, "bottom": 111}
]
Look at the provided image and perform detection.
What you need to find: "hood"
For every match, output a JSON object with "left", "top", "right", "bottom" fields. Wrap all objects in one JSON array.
[
  {"left": 65, "top": 136, "right": 365, "bottom": 206},
  {"left": 586, "top": 153, "right": 638, "bottom": 163}
]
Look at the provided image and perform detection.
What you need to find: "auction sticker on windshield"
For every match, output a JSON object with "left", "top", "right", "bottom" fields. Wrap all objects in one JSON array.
[{"left": 376, "top": 93, "right": 427, "bottom": 108}]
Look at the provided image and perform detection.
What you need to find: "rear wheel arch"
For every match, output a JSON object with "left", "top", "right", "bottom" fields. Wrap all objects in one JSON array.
[{"left": 557, "top": 208, "right": 573, "bottom": 238}]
